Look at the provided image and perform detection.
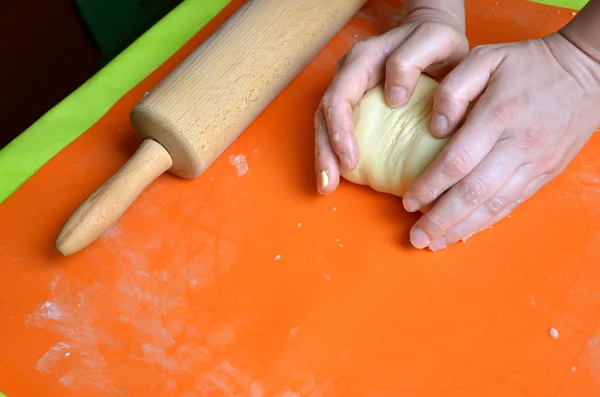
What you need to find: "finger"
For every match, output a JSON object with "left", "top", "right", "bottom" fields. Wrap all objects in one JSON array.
[
  {"left": 314, "top": 107, "right": 340, "bottom": 194},
  {"left": 478, "top": 172, "right": 552, "bottom": 231},
  {"left": 430, "top": 45, "right": 506, "bottom": 138},
  {"left": 427, "top": 151, "right": 569, "bottom": 250},
  {"left": 426, "top": 168, "right": 532, "bottom": 251},
  {"left": 385, "top": 23, "right": 467, "bottom": 108},
  {"left": 322, "top": 32, "right": 411, "bottom": 172},
  {"left": 403, "top": 89, "right": 511, "bottom": 214},
  {"left": 435, "top": 130, "right": 582, "bottom": 244},
  {"left": 409, "top": 141, "right": 521, "bottom": 246}
]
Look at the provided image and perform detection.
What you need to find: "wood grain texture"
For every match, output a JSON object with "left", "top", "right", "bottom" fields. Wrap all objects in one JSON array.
[
  {"left": 56, "top": 0, "right": 367, "bottom": 255},
  {"left": 130, "top": 0, "right": 369, "bottom": 178},
  {"left": 55, "top": 139, "right": 172, "bottom": 255}
]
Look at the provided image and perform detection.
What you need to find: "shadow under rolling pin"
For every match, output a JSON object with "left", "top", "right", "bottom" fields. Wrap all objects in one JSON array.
[{"left": 55, "top": 0, "right": 368, "bottom": 256}]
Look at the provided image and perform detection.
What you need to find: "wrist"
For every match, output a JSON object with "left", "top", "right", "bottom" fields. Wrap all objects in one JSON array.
[
  {"left": 543, "top": 32, "right": 600, "bottom": 97},
  {"left": 403, "top": 0, "right": 466, "bottom": 33},
  {"left": 559, "top": 0, "right": 600, "bottom": 65}
]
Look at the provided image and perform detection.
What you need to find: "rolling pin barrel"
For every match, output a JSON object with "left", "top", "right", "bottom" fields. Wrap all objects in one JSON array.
[{"left": 55, "top": 0, "right": 368, "bottom": 256}]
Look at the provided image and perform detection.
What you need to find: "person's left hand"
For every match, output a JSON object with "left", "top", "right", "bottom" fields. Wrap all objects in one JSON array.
[{"left": 401, "top": 32, "right": 600, "bottom": 251}]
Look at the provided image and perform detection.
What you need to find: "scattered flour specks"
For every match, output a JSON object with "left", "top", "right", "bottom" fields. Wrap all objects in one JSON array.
[
  {"left": 274, "top": 254, "right": 281, "bottom": 261},
  {"left": 207, "top": 322, "right": 236, "bottom": 349},
  {"left": 27, "top": 275, "right": 124, "bottom": 394},
  {"left": 35, "top": 342, "right": 71, "bottom": 373},
  {"left": 39, "top": 301, "right": 62, "bottom": 321},
  {"left": 581, "top": 332, "right": 600, "bottom": 386},
  {"left": 557, "top": 154, "right": 600, "bottom": 212},
  {"left": 25, "top": 235, "right": 265, "bottom": 395},
  {"left": 250, "top": 381, "right": 264, "bottom": 397},
  {"left": 229, "top": 154, "right": 249, "bottom": 176},
  {"left": 288, "top": 327, "right": 300, "bottom": 340}
]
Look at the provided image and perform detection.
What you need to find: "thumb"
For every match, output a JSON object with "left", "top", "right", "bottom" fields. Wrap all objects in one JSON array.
[
  {"left": 430, "top": 45, "right": 506, "bottom": 138},
  {"left": 384, "top": 23, "right": 468, "bottom": 108}
]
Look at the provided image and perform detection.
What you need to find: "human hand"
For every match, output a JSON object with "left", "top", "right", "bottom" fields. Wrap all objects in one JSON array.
[
  {"left": 402, "top": 32, "right": 600, "bottom": 251},
  {"left": 314, "top": 3, "right": 468, "bottom": 194}
]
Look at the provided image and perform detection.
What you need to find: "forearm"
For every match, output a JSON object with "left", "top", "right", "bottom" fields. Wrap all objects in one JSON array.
[
  {"left": 402, "top": 0, "right": 466, "bottom": 32},
  {"left": 560, "top": 0, "right": 600, "bottom": 64}
]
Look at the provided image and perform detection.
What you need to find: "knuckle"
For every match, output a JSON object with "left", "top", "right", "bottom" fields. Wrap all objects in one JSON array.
[
  {"left": 487, "top": 97, "right": 519, "bottom": 127},
  {"left": 444, "top": 224, "right": 466, "bottom": 243},
  {"left": 545, "top": 165, "right": 558, "bottom": 177},
  {"left": 441, "top": 148, "right": 473, "bottom": 178},
  {"left": 546, "top": 164, "right": 561, "bottom": 176},
  {"left": 348, "top": 40, "right": 371, "bottom": 58},
  {"left": 421, "top": 213, "right": 447, "bottom": 236},
  {"left": 518, "top": 126, "right": 544, "bottom": 151},
  {"left": 539, "top": 171, "right": 556, "bottom": 184},
  {"left": 385, "top": 55, "right": 410, "bottom": 74},
  {"left": 414, "top": 185, "right": 439, "bottom": 205},
  {"left": 485, "top": 194, "right": 510, "bottom": 215},
  {"left": 435, "top": 83, "right": 463, "bottom": 114},
  {"left": 436, "top": 81, "right": 457, "bottom": 100},
  {"left": 543, "top": 152, "right": 564, "bottom": 176},
  {"left": 422, "top": 23, "right": 465, "bottom": 48},
  {"left": 539, "top": 172, "right": 552, "bottom": 181},
  {"left": 470, "top": 45, "right": 490, "bottom": 59},
  {"left": 458, "top": 177, "right": 489, "bottom": 205},
  {"left": 321, "top": 91, "right": 334, "bottom": 109}
]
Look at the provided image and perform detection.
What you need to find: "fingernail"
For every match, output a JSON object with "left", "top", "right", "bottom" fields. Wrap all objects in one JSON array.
[
  {"left": 403, "top": 197, "right": 420, "bottom": 212},
  {"left": 389, "top": 86, "right": 407, "bottom": 107},
  {"left": 410, "top": 227, "right": 431, "bottom": 249},
  {"left": 318, "top": 170, "right": 329, "bottom": 193},
  {"left": 428, "top": 238, "right": 446, "bottom": 252},
  {"left": 431, "top": 114, "right": 449, "bottom": 135},
  {"left": 340, "top": 154, "right": 352, "bottom": 170}
]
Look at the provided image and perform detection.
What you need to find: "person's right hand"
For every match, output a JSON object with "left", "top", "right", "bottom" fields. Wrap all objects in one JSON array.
[{"left": 314, "top": 4, "right": 469, "bottom": 195}]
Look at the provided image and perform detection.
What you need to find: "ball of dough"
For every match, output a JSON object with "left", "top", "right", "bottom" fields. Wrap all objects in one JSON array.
[{"left": 341, "top": 75, "right": 449, "bottom": 198}]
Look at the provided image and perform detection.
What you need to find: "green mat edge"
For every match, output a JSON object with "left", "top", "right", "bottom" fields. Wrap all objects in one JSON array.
[
  {"left": 0, "top": 0, "right": 586, "bottom": 204},
  {"left": 0, "top": 0, "right": 231, "bottom": 204},
  {"left": 531, "top": 0, "right": 587, "bottom": 8}
]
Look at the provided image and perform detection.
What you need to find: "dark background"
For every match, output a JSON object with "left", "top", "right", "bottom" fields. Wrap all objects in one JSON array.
[{"left": 0, "top": 0, "right": 181, "bottom": 149}]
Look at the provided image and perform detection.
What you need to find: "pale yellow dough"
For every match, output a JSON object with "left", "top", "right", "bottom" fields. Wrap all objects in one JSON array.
[{"left": 341, "top": 75, "right": 449, "bottom": 197}]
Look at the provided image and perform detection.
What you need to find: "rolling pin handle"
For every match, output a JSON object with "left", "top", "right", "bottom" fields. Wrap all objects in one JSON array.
[{"left": 55, "top": 139, "right": 173, "bottom": 256}]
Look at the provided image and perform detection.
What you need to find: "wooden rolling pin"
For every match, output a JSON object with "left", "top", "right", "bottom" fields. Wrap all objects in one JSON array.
[{"left": 55, "top": 0, "right": 368, "bottom": 256}]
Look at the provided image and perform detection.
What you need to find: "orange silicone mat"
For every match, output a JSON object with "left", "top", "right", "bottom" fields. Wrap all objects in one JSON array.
[{"left": 1, "top": 0, "right": 600, "bottom": 396}]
